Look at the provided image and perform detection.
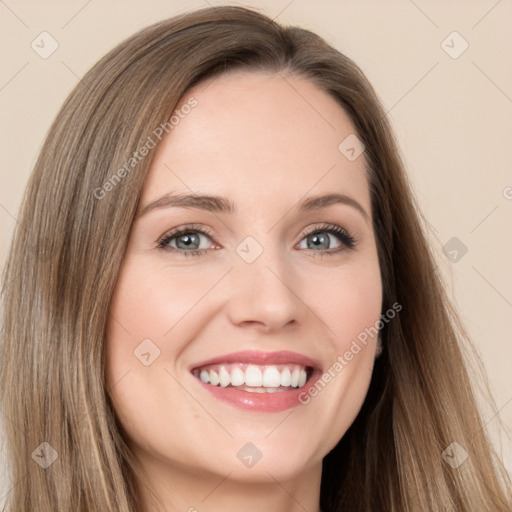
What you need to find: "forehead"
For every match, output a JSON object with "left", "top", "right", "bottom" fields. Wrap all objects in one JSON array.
[{"left": 140, "top": 71, "right": 369, "bottom": 212}]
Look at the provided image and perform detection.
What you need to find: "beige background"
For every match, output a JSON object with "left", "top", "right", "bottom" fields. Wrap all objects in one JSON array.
[{"left": 1, "top": 0, "right": 511, "bottom": 498}]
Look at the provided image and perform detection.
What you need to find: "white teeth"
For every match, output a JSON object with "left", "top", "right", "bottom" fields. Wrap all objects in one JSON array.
[
  {"left": 209, "top": 370, "right": 220, "bottom": 386},
  {"left": 219, "top": 366, "right": 230, "bottom": 387},
  {"left": 290, "top": 368, "right": 300, "bottom": 387},
  {"left": 236, "top": 386, "right": 288, "bottom": 393},
  {"left": 280, "top": 367, "right": 292, "bottom": 386},
  {"left": 230, "top": 367, "right": 245, "bottom": 386},
  {"left": 264, "top": 387, "right": 281, "bottom": 393},
  {"left": 245, "top": 365, "right": 263, "bottom": 387},
  {"left": 262, "top": 366, "right": 281, "bottom": 387},
  {"left": 244, "top": 386, "right": 265, "bottom": 393},
  {"left": 195, "top": 363, "right": 311, "bottom": 389}
]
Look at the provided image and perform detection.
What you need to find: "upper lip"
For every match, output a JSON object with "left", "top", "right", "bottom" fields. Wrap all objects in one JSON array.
[{"left": 189, "top": 350, "right": 322, "bottom": 371}]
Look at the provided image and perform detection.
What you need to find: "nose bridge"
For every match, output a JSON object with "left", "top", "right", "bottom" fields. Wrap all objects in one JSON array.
[{"left": 226, "top": 233, "right": 303, "bottom": 330}]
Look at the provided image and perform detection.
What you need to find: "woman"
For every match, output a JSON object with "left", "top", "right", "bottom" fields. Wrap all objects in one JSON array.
[{"left": 1, "top": 5, "right": 510, "bottom": 512}]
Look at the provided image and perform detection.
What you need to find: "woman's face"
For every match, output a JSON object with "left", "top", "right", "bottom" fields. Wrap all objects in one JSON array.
[{"left": 106, "top": 71, "right": 382, "bottom": 489}]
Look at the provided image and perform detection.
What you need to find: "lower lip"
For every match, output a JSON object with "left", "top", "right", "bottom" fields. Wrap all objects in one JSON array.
[{"left": 193, "top": 370, "right": 321, "bottom": 412}]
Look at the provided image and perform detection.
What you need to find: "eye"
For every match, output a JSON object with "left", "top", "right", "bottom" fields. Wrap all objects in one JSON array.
[
  {"left": 296, "top": 223, "right": 356, "bottom": 255},
  {"left": 157, "top": 225, "right": 216, "bottom": 256},
  {"left": 157, "top": 223, "right": 356, "bottom": 257}
]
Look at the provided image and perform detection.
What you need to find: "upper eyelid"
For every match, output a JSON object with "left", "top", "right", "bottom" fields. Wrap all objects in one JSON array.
[
  {"left": 157, "top": 225, "right": 215, "bottom": 246},
  {"left": 157, "top": 223, "right": 354, "bottom": 249}
]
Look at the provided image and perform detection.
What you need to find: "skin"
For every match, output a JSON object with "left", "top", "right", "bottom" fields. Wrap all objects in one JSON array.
[{"left": 106, "top": 71, "right": 382, "bottom": 512}]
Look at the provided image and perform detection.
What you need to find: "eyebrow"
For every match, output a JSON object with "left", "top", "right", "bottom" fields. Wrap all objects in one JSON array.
[
  {"left": 138, "top": 192, "right": 369, "bottom": 222},
  {"left": 138, "top": 193, "right": 235, "bottom": 217},
  {"left": 297, "top": 193, "right": 369, "bottom": 222}
]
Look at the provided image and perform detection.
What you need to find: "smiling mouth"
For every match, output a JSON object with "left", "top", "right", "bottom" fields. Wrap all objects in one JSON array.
[{"left": 191, "top": 362, "right": 314, "bottom": 393}]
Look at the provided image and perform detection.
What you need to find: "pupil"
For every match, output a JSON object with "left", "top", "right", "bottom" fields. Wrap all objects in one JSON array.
[
  {"left": 178, "top": 233, "right": 198, "bottom": 249},
  {"left": 310, "top": 233, "right": 328, "bottom": 250}
]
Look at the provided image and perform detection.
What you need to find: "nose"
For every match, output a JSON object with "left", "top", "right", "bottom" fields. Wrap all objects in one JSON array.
[{"left": 225, "top": 243, "right": 305, "bottom": 333}]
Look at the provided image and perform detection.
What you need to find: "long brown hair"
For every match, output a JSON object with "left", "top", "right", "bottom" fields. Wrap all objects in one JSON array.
[{"left": 1, "top": 6, "right": 510, "bottom": 511}]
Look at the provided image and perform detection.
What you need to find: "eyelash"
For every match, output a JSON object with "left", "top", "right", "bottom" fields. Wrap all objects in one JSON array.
[{"left": 156, "top": 223, "right": 357, "bottom": 258}]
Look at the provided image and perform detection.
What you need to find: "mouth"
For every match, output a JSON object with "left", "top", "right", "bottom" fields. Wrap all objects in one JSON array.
[{"left": 189, "top": 350, "right": 322, "bottom": 412}]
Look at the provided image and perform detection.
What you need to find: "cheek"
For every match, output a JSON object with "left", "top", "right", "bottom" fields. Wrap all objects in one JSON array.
[
  {"left": 311, "top": 260, "right": 383, "bottom": 350},
  {"left": 105, "top": 257, "right": 227, "bottom": 366},
  {"left": 107, "top": 259, "right": 206, "bottom": 339},
  {"left": 104, "top": 257, "right": 230, "bottom": 413},
  {"left": 297, "top": 274, "right": 381, "bottom": 455},
  {"left": 104, "top": 258, "right": 189, "bottom": 408},
  {"left": 104, "top": 260, "right": 216, "bottom": 460},
  {"left": 297, "top": 257, "right": 382, "bottom": 435}
]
